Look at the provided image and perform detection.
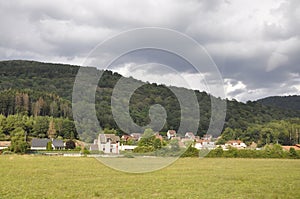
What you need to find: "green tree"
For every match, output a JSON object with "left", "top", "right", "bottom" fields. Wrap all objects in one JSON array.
[
  {"left": 65, "top": 140, "right": 76, "bottom": 149},
  {"left": 46, "top": 141, "right": 53, "bottom": 151},
  {"left": 289, "top": 148, "right": 298, "bottom": 158},
  {"left": 32, "top": 116, "right": 49, "bottom": 138},
  {"left": 153, "top": 138, "right": 162, "bottom": 149},
  {"left": 10, "top": 127, "right": 28, "bottom": 153},
  {"left": 138, "top": 128, "right": 155, "bottom": 147},
  {"left": 181, "top": 146, "right": 199, "bottom": 157}
]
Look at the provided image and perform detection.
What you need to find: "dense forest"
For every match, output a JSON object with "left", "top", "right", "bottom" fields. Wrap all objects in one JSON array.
[
  {"left": 0, "top": 60, "right": 299, "bottom": 143},
  {"left": 257, "top": 95, "right": 300, "bottom": 111}
]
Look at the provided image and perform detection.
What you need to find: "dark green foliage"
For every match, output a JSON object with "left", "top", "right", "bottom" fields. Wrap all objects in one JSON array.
[
  {"left": 82, "top": 147, "right": 90, "bottom": 155},
  {"left": 0, "top": 89, "right": 72, "bottom": 118},
  {"left": 207, "top": 144, "right": 299, "bottom": 159},
  {"left": 219, "top": 119, "right": 300, "bottom": 146},
  {"left": 289, "top": 148, "right": 299, "bottom": 158},
  {"left": 65, "top": 140, "right": 76, "bottom": 149},
  {"left": 10, "top": 127, "right": 28, "bottom": 153},
  {"left": 257, "top": 95, "right": 300, "bottom": 111},
  {"left": 46, "top": 141, "right": 53, "bottom": 151},
  {"left": 133, "top": 128, "right": 163, "bottom": 153},
  {"left": 0, "top": 114, "right": 78, "bottom": 140},
  {"left": 208, "top": 146, "right": 223, "bottom": 157}
]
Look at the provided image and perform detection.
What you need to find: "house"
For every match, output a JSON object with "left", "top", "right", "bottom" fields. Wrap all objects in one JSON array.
[
  {"left": 194, "top": 139, "right": 215, "bottom": 150},
  {"left": 130, "top": 133, "right": 142, "bottom": 141},
  {"left": 52, "top": 139, "right": 65, "bottom": 150},
  {"left": 31, "top": 138, "right": 65, "bottom": 150},
  {"left": 31, "top": 138, "right": 50, "bottom": 150},
  {"left": 0, "top": 141, "right": 11, "bottom": 150},
  {"left": 202, "top": 134, "right": 213, "bottom": 141},
  {"left": 225, "top": 140, "right": 247, "bottom": 149},
  {"left": 167, "top": 130, "right": 176, "bottom": 139},
  {"left": 121, "top": 134, "right": 132, "bottom": 141},
  {"left": 282, "top": 144, "right": 300, "bottom": 151},
  {"left": 185, "top": 132, "right": 195, "bottom": 140},
  {"left": 97, "top": 134, "right": 120, "bottom": 154}
]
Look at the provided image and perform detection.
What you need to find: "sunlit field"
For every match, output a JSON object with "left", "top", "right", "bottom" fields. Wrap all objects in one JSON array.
[{"left": 0, "top": 156, "right": 299, "bottom": 199}]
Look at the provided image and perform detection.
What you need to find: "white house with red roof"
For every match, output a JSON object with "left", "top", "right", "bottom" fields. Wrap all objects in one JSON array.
[{"left": 167, "top": 130, "right": 176, "bottom": 139}]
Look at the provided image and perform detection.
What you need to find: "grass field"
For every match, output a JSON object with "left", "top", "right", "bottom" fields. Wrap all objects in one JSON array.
[{"left": 0, "top": 156, "right": 299, "bottom": 199}]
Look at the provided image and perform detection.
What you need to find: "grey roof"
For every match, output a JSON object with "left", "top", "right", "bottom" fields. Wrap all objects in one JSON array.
[
  {"left": 31, "top": 138, "right": 50, "bottom": 147},
  {"left": 31, "top": 138, "right": 64, "bottom": 148},
  {"left": 52, "top": 139, "right": 64, "bottom": 147}
]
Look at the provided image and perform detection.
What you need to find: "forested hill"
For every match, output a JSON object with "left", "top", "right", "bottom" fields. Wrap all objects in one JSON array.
[
  {"left": 0, "top": 60, "right": 299, "bottom": 142},
  {"left": 257, "top": 95, "right": 300, "bottom": 111},
  {"left": 0, "top": 60, "right": 79, "bottom": 100}
]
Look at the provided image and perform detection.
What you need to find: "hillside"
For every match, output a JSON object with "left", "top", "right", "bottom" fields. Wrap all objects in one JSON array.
[
  {"left": 0, "top": 60, "right": 299, "bottom": 143},
  {"left": 257, "top": 95, "right": 300, "bottom": 111}
]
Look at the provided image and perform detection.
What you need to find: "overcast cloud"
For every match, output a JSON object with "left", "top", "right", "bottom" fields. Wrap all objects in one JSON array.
[{"left": 0, "top": 0, "right": 299, "bottom": 102}]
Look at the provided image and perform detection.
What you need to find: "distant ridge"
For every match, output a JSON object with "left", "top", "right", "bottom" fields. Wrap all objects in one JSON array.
[{"left": 257, "top": 95, "right": 300, "bottom": 111}]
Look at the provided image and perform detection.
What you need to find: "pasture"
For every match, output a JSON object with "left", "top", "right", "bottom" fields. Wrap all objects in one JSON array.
[{"left": 0, "top": 156, "right": 299, "bottom": 199}]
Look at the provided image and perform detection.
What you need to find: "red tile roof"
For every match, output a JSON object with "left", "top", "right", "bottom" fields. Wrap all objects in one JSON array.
[
  {"left": 0, "top": 141, "right": 11, "bottom": 147},
  {"left": 282, "top": 145, "right": 300, "bottom": 151},
  {"left": 168, "top": 130, "right": 176, "bottom": 135}
]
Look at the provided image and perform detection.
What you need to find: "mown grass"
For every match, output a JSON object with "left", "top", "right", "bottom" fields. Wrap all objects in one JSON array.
[{"left": 0, "top": 156, "right": 299, "bottom": 199}]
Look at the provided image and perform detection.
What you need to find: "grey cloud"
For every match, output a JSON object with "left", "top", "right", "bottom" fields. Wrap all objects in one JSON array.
[{"left": 0, "top": 0, "right": 299, "bottom": 102}]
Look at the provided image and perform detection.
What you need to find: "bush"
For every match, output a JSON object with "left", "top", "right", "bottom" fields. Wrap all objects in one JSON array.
[
  {"left": 2, "top": 151, "right": 14, "bottom": 155},
  {"left": 289, "top": 148, "right": 299, "bottom": 159},
  {"left": 133, "top": 146, "right": 154, "bottom": 153},
  {"left": 181, "top": 146, "right": 199, "bottom": 157},
  {"left": 82, "top": 148, "right": 90, "bottom": 155},
  {"left": 206, "top": 144, "right": 298, "bottom": 159},
  {"left": 207, "top": 147, "right": 223, "bottom": 157},
  {"left": 46, "top": 141, "right": 53, "bottom": 151},
  {"left": 65, "top": 140, "right": 76, "bottom": 150}
]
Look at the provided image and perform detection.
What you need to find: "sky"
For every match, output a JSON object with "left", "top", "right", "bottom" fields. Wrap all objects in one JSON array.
[{"left": 0, "top": 0, "right": 299, "bottom": 102}]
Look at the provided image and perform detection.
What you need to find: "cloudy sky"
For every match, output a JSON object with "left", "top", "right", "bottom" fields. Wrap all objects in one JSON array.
[{"left": 0, "top": 0, "right": 299, "bottom": 102}]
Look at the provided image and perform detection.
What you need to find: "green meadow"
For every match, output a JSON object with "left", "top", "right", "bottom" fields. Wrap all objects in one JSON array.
[{"left": 0, "top": 156, "right": 299, "bottom": 199}]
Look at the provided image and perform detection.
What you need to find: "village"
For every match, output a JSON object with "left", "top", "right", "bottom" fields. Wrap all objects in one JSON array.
[{"left": 1, "top": 129, "right": 299, "bottom": 155}]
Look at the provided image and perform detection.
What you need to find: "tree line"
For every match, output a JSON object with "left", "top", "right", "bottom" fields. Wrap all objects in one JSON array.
[
  {"left": 0, "top": 89, "right": 72, "bottom": 118},
  {"left": 0, "top": 114, "right": 78, "bottom": 141},
  {"left": 217, "top": 118, "right": 300, "bottom": 147}
]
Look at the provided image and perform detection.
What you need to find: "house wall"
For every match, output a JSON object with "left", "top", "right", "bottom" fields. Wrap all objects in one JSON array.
[
  {"left": 119, "top": 145, "right": 137, "bottom": 151},
  {"left": 98, "top": 142, "right": 119, "bottom": 153},
  {"left": 97, "top": 135, "right": 119, "bottom": 154},
  {"left": 31, "top": 147, "right": 47, "bottom": 150}
]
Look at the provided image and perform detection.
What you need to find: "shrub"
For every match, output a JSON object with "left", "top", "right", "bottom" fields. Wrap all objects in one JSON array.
[
  {"left": 181, "top": 146, "right": 199, "bottom": 157},
  {"left": 289, "top": 148, "right": 299, "bottom": 159},
  {"left": 65, "top": 140, "right": 76, "bottom": 150},
  {"left": 46, "top": 141, "right": 53, "bottom": 151},
  {"left": 133, "top": 146, "right": 154, "bottom": 153}
]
